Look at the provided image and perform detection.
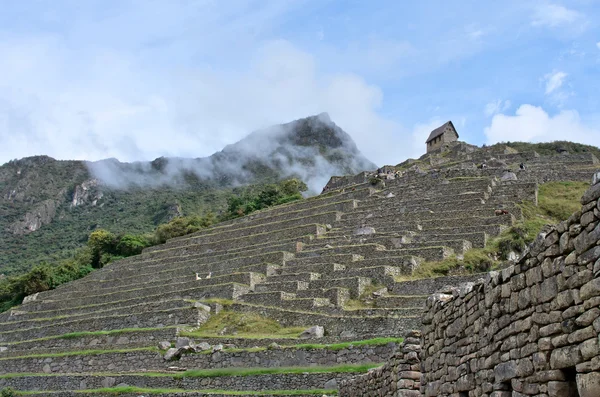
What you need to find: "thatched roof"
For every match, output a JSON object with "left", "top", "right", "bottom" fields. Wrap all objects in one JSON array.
[{"left": 426, "top": 121, "right": 458, "bottom": 143}]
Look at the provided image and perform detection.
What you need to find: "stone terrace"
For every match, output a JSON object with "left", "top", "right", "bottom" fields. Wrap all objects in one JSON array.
[{"left": 0, "top": 145, "right": 599, "bottom": 395}]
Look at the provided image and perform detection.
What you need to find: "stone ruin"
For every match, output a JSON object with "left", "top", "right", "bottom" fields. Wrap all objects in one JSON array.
[
  {"left": 0, "top": 143, "right": 598, "bottom": 396},
  {"left": 339, "top": 172, "right": 600, "bottom": 396}
]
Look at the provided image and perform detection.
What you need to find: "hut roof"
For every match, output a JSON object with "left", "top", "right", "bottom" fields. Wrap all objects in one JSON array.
[{"left": 426, "top": 121, "right": 458, "bottom": 143}]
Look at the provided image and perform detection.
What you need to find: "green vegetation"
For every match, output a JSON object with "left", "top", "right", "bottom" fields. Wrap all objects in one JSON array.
[
  {"left": 0, "top": 388, "right": 16, "bottom": 397},
  {"left": 291, "top": 337, "right": 402, "bottom": 351},
  {"left": 20, "top": 387, "right": 337, "bottom": 395},
  {"left": 0, "top": 364, "right": 379, "bottom": 380},
  {"left": 493, "top": 140, "right": 600, "bottom": 159},
  {"left": 181, "top": 311, "right": 306, "bottom": 338},
  {"left": 406, "top": 181, "right": 590, "bottom": 278},
  {"left": 222, "top": 179, "right": 307, "bottom": 220},
  {"left": 0, "top": 347, "right": 155, "bottom": 361},
  {"left": 5, "top": 327, "right": 176, "bottom": 346},
  {"left": 174, "top": 363, "right": 378, "bottom": 378},
  {"left": 0, "top": 178, "right": 307, "bottom": 313}
]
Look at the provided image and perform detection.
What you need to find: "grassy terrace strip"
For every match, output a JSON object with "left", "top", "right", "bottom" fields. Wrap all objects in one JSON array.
[
  {"left": 3, "top": 327, "right": 177, "bottom": 347},
  {"left": 0, "top": 346, "right": 156, "bottom": 360},
  {"left": 145, "top": 223, "right": 325, "bottom": 256},
  {"left": 231, "top": 301, "right": 419, "bottom": 319},
  {"left": 20, "top": 387, "right": 338, "bottom": 395},
  {"left": 0, "top": 338, "right": 402, "bottom": 360},
  {"left": 0, "top": 363, "right": 381, "bottom": 379},
  {"left": 161, "top": 210, "right": 341, "bottom": 246},
  {"left": 0, "top": 305, "right": 198, "bottom": 338}
]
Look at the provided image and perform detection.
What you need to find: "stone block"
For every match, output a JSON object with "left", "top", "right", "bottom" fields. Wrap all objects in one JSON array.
[
  {"left": 548, "top": 381, "right": 574, "bottom": 397},
  {"left": 580, "top": 278, "right": 600, "bottom": 301},
  {"left": 577, "top": 371, "right": 600, "bottom": 397},
  {"left": 550, "top": 345, "right": 583, "bottom": 369},
  {"left": 494, "top": 361, "right": 517, "bottom": 382}
]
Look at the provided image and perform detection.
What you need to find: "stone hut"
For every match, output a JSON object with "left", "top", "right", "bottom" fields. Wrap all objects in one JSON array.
[{"left": 426, "top": 121, "right": 459, "bottom": 153}]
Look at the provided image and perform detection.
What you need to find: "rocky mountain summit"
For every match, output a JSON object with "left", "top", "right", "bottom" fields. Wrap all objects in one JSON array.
[{"left": 0, "top": 114, "right": 375, "bottom": 274}]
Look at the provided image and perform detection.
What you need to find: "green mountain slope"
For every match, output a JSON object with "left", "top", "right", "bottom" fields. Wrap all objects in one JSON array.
[{"left": 0, "top": 114, "right": 376, "bottom": 275}]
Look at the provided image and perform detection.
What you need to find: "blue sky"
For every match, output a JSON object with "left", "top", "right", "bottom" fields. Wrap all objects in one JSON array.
[{"left": 1, "top": 0, "right": 599, "bottom": 166}]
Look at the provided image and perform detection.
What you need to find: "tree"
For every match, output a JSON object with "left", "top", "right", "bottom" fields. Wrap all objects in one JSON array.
[
  {"left": 116, "top": 234, "right": 150, "bottom": 256},
  {"left": 87, "top": 229, "right": 116, "bottom": 268}
]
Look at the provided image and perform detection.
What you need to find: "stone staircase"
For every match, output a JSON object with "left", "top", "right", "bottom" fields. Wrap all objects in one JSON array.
[{"left": 0, "top": 147, "right": 599, "bottom": 395}]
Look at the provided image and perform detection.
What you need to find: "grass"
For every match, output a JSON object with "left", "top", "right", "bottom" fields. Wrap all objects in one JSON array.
[
  {"left": 175, "top": 363, "right": 380, "bottom": 378},
  {"left": 180, "top": 311, "right": 305, "bottom": 338},
  {"left": 19, "top": 387, "right": 338, "bottom": 395},
  {"left": 400, "top": 181, "right": 590, "bottom": 278},
  {"left": 5, "top": 327, "right": 176, "bottom": 346},
  {"left": 291, "top": 337, "right": 402, "bottom": 351},
  {"left": 0, "top": 363, "right": 380, "bottom": 379},
  {"left": 0, "top": 347, "right": 156, "bottom": 361}
]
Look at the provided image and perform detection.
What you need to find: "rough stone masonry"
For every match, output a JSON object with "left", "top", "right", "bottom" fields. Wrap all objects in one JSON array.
[{"left": 340, "top": 171, "right": 600, "bottom": 397}]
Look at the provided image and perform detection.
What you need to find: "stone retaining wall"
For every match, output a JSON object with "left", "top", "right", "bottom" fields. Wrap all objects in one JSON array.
[
  {"left": 0, "top": 343, "right": 399, "bottom": 374},
  {"left": 419, "top": 176, "right": 600, "bottom": 397},
  {"left": 0, "top": 371, "right": 347, "bottom": 392},
  {"left": 339, "top": 172, "right": 600, "bottom": 397},
  {"left": 339, "top": 331, "right": 422, "bottom": 397}
]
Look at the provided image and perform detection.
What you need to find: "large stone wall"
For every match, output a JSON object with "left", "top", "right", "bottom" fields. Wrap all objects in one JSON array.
[
  {"left": 340, "top": 173, "right": 600, "bottom": 397},
  {"left": 338, "top": 331, "right": 422, "bottom": 397}
]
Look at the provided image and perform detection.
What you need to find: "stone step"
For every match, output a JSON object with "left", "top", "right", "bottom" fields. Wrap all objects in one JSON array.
[
  {"left": 254, "top": 281, "right": 310, "bottom": 293},
  {"left": 295, "top": 243, "right": 387, "bottom": 259},
  {"left": 77, "top": 251, "right": 294, "bottom": 285},
  {"left": 0, "top": 339, "right": 400, "bottom": 374},
  {"left": 278, "top": 262, "right": 346, "bottom": 276},
  {"left": 366, "top": 246, "right": 453, "bottom": 262},
  {"left": 48, "top": 272, "right": 265, "bottom": 301},
  {"left": 0, "top": 327, "right": 178, "bottom": 357},
  {"left": 284, "top": 254, "right": 363, "bottom": 267},
  {"left": 143, "top": 224, "right": 326, "bottom": 261},
  {"left": 40, "top": 274, "right": 254, "bottom": 310},
  {"left": 168, "top": 199, "right": 356, "bottom": 241},
  {"left": 0, "top": 306, "right": 205, "bottom": 344},
  {"left": 21, "top": 391, "right": 330, "bottom": 397},
  {"left": 337, "top": 214, "right": 515, "bottom": 231},
  {"left": 0, "top": 298, "right": 194, "bottom": 330},
  {"left": 360, "top": 197, "right": 488, "bottom": 212},
  {"left": 69, "top": 242, "right": 298, "bottom": 291},
  {"left": 0, "top": 371, "right": 353, "bottom": 393},
  {"left": 345, "top": 265, "right": 404, "bottom": 285},
  {"left": 88, "top": 241, "right": 301, "bottom": 284},
  {"left": 278, "top": 297, "right": 333, "bottom": 311},
  {"left": 308, "top": 277, "right": 371, "bottom": 299},
  {"left": 294, "top": 287, "right": 350, "bottom": 307},
  {"left": 344, "top": 257, "right": 422, "bottom": 275},
  {"left": 343, "top": 205, "right": 521, "bottom": 223},
  {"left": 230, "top": 302, "right": 419, "bottom": 338},
  {"left": 411, "top": 232, "right": 488, "bottom": 249},
  {"left": 23, "top": 282, "right": 249, "bottom": 314},
  {"left": 336, "top": 307, "right": 424, "bottom": 317},
  {"left": 379, "top": 184, "right": 492, "bottom": 201},
  {"left": 372, "top": 295, "right": 428, "bottom": 308},
  {"left": 147, "top": 212, "right": 341, "bottom": 254},
  {"left": 390, "top": 273, "right": 488, "bottom": 295},
  {"left": 313, "top": 236, "right": 471, "bottom": 256},
  {"left": 264, "top": 272, "right": 322, "bottom": 283},
  {"left": 239, "top": 291, "right": 296, "bottom": 306}
]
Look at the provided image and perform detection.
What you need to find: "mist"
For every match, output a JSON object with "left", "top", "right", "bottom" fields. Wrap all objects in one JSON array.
[{"left": 87, "top": 113, "right": 377, "bottom": 195}]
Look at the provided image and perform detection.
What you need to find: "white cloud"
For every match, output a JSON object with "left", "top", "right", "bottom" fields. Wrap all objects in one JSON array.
[
  {"left": 544, "top": 71, "right": 568, "bottom": 94},
  {"left": 596, "top": 41, "right": 600, "bottom": 50},
  {"left": 0, "top": 35, "right": 412, "bottom": 167},
  {"left": 484, "top": 104, "right": 600, "bottom": 146},
  {"left": 484, "top": 99, "right": 511, "bottom": 117},
  {"left": 531, "top": 4, "right": 584, "bottom": 28}
]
